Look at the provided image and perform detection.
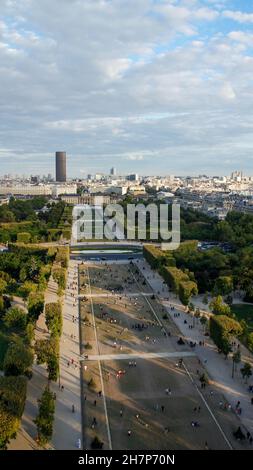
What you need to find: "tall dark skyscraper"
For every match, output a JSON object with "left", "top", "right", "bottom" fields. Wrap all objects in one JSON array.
[{"left": 55, "top": 151, "right": 67, "bottom": 182}]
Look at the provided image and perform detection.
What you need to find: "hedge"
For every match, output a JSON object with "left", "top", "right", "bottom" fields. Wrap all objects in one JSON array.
[
  {"left": 210, "top": 315, "right": 243, "bottom": 356},
  {"left": 159, "top": 266, "right": 189, "bottom": 293},
  {"left": 179, "top": 280, "right": 198, "bottom": 305},
  {"left": 143, "top": 244, "right": 176, "bottom": 269},
  {"left": 144, "top": 244, "right": 198, "bottom": 305}
]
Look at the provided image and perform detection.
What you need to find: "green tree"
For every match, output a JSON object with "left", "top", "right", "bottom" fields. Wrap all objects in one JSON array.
[
  {"left": 52, "top": 266, "right": 66, "bottom": 292},
  {"left": 202, "top": 293, "right": 209, "bottom": 305},
  {"left": 188, "top": 302, "right": 195, "bottom": 313},
  {"left": 28, "top": 292, "right": 44, "bottom": 322},
  {"left": 247, "top": 332, "right": 253, "bottom": 353},
  {"left": 45, "top": 302, "right": 62, "bottom": 337},
  {"left": 232, "top": 350, "right": 241, "bottom": 379},
  {"left": 35, "top": 338, "right": 59, "bottom": 382},
  {"left": 3, "top": 342, "right": 33, "bottom": 377},
  {"left": 18, "top": 281, "right": 37, "bottom": 300},
  {"left": 0, "top": 296, "right": 4, "bottom": 316},
  {"left": 0, "top": 376, "right": 27, "bottom": 449},
  {"left": 240, "top": 362, "right": 252, "bottom": 383},
  {"left": 0, "top": 279, "right": 7, "bottom": 295},
  {"left": 91, "top": 435, "right": 104, "bottom": 449},
  {"left": 25, "top": 322, "right": 35, "bottom": 345},
  {"left": 209, "top": 295, "right": 231, "bottom": 317},
  {"left": 200, "top": 316, "right": 208, "bottom": 332},
  {"left": 214, "top": 276, "right": 233, "bottom": 296},
  {"left": 195, "top": 307, "right": 201, "bottom": 318},
  {"left": 35, "top": 339, "right": 52, "bottom": 364},
  {"left": 210, "top": 315, "right": 243, "bottom": 357},
  {"left": 4, "top": 307, "right": 27, "bottom": 330},
  {"left": 17, "top": 232, "right": 31, "bottom": 244},
  {"left": 47, "top": 354, "right": 59, "bottom": 382},
  {"left": 178, "top": 280, "right": 198, "bottom": 306},
  {"left": 0, "top": 205, "right": 15, "bottom": 223},
  {"left": 34, "top": 387, "right": 55, "bottom": 446},
  {"left": 199, "top": 373, "right": 209, "bottom": 386}
]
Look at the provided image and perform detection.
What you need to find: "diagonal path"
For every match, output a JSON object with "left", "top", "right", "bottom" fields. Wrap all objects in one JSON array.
[
  {"left": 77, "top": 292, "right": 155, "bottom": 298},
  {"left": 80, "top": 351, "right": 196, "bottom": 362}
]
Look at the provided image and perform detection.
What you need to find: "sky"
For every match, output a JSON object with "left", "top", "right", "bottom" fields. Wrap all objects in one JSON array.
[{"left": 0, "top": 0, "right": 253, "bottom": 177}]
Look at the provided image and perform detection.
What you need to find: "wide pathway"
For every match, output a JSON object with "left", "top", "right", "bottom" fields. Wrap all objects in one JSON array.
[
  {"left": 52, "top": 259, "right": 82, "bottom": 450},
  {"left": 82, "top": 351, "right": 196, "bottom": 362}
]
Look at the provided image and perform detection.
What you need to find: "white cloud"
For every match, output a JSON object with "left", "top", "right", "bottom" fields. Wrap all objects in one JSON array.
[
  {"left": 219, "top": 82, "right": 236, "bottom": 101},
  {"left": 0, "top": 0, "right": 252, "bottom": 175},
  {"left": 98, "top": 58, "right": 133, "bottom": 80},
  {"left": 124, "top": 154, "right": 144, "bottom": 161},
  {"left": 223, "top": 10, "right": 253, "bottom": 24},
  {"left": 228, "top": 31, "right": 253, "bottom": 46}
]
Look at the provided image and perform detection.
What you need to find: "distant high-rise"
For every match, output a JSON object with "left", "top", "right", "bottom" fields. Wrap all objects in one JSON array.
[
  {"left": 127, "top": 173, "right": 139, "bottom": 182},
  {"left": 110, "top": 167, "right": 116, "bottom": 176},
  {"left": 55, "top": 152, "right": 67, "bottom": 182}
]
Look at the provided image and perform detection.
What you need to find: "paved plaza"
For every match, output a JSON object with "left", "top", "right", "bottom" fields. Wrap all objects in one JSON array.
[{"left": 78, "top": 261, "right": 252, "bottom": 450}]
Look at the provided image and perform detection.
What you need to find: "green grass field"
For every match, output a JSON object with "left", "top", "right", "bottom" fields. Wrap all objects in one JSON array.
[{"left": 231, "top": 304, "right": 253, "bottom": 331}]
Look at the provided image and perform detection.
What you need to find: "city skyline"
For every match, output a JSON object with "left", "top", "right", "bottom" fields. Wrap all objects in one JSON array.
[
  {"left": 0, "top": 1, "right": 253, "bottom": 176},
  {"left": 0, "top": 164, "right": 249, "bottom": 179}
]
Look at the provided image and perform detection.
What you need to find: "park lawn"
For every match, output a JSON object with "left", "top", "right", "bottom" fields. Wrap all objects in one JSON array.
[{"left": 231, "top": 304, "right": 253, "bottom": 331}]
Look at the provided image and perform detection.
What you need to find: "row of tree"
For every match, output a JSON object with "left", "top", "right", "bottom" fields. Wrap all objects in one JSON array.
[
  {"left": 33, "top": 248, "right": 67, "bottom": 445},
  {"left": 144, "top": 243, "right": 198, "bottom": 305}
]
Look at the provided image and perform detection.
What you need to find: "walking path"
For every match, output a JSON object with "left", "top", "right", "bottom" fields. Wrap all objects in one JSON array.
[
  {"left": 52, "top": 259, "right": 82, "bottom": 450},
  {"left": 136, "top": 259, "right": 253, "bottom": 436},
  {"left": 77, "top": 292, "right": 155, "bottom": 298},
  {"left": 86, "top": 266, "right": 112, "bottom": 450},
  {"left": 82, "top": 351, "right": 196, "bottom": 362}
]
